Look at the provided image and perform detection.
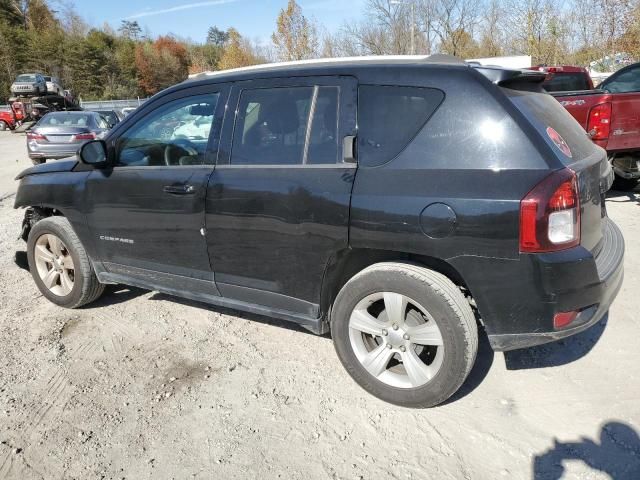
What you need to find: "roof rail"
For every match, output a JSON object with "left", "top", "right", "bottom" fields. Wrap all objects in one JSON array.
[{"left": 188, "top": 54, "right": 468, "bottom": 80}]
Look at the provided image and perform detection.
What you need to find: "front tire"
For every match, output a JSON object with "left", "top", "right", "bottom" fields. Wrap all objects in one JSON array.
[
  {"left": 27, "top": 217, "right": 104, "bottom": 308},
  {"left": 331, "top": 262, "right": 478, "bottom": 408},
  {"left": 0, "top": 121, "right": 7, "bottom": 131}
]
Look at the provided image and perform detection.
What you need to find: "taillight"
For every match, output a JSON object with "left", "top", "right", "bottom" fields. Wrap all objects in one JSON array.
[
  {"left": 587, "top": 103, "right": 612, "bottom": 141},
  {"left": 520, "top": 169, "right": 580, "bottom": 253},
  {"left": 26, "top": 132, "right": 46, "bottom": 141},
  {"left": 74, "top": 133, "right": 96, "bottom": 140}
]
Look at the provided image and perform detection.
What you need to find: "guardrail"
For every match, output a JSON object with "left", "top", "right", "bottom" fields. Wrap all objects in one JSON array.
[{"left": 80, "top": 98, "right": 148, "bottom": 110}]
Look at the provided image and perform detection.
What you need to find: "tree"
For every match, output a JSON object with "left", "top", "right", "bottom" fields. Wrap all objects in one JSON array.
[
  {"left": 189, "top": 43, "right": 222, "bottom": 74},
  {"left": 477, "top": 0, "right": 503, "bottom": 57},
  {"left": 135, "top": 36, "right": 189, "bottom": 95},
  {"left": 440, "top": 28, "right": 478, "bottom": 57},
  {"left": 272, "top": 0, "right": 319, "bottom": 61},
  {"left": 119, "top": 20, "right": 142, "bottom": 40},
  {"left": 206, "top": 26, "right": 229, "bottom": 47},
  {"left": 218, "top": 28, "right": 261, "bottom": 70}
]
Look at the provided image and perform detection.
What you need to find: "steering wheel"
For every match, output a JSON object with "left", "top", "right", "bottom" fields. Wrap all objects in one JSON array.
[{"left": 164, "top": 138, "right": 199, "bottom": 166}]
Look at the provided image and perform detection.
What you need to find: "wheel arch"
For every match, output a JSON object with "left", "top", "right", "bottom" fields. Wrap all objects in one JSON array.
[
  {"left": 18, "top": 205, "right": 71, "bottom": 241},
  {"left": 320, "top": 248, "right": 477, "bottom": 325}
]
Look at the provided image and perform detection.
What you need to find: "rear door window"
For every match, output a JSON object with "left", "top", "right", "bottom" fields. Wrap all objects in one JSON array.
[
  {"left": 231, "top": 86, "right": 340, "bottom": 165},
  {"left": 358, "top": 85, "right": 444, "bottom": 167}
]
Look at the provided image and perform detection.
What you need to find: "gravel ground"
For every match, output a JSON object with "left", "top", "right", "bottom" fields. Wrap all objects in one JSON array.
[{"left": 0, "top": 130, "right": 639, "bottom": 480}]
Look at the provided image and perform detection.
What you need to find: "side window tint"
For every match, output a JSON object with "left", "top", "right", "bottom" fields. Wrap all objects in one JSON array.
[
  {"left": 358, "top": 85, "right": 444, "bottom": 167},
  {"left": 603, "top": 67, "right": 640, "bottom": 93},
  {"left": 232, "top": 87, "right": 313, "bottom": 165},
  {"left": 117, "top": 93, "right": 219, "bottom": 167},
  {"left": 231, "top": 86, "right": 341, "bottom": 166}
]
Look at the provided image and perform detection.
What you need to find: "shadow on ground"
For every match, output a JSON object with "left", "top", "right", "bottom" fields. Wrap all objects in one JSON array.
[
  {"left": 504, "top": 315, "right": 607, "bottom": 370},
  {"left": 443, "top": 331, "right": 494, "bottom": 404},
  {"left": 149, "top": 291, "right": 318, "bottom": 336},
  {"left": 14, "top": 250, "right": 28, "bottom": 271},
  {"left": 606, "top": 187, "right": 640, "bottom": 206},
  {"left": 88, "top": 285, "right": 148, "bottom": 307},
  {"left": 533, "top": 421, "right": 640, "bottom": 479}
]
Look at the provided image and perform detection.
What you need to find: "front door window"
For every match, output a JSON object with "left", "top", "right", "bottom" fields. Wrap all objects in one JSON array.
[{"left": 117, "top": 93, "right": 220, "bottom": 167}]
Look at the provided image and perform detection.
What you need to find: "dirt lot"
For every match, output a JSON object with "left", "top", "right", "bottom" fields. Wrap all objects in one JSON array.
[{"left": 0, "top": 130, "right": 639, "bottom": 480}]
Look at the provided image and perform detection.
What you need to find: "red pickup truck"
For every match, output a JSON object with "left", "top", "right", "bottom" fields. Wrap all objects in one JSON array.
[
  {"left": 552, "top": 62, "right": 640, "bottom": 190},
  {"left": 0, "top": 109, "right": 17, "bottom": 131},
  {"left": 529, "top": 65, "right": 595, "bottom": 92}
]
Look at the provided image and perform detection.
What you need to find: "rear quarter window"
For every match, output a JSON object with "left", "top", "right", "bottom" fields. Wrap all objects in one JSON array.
[{"left": 358, "top": 85, "right": 444, "bottom": 167}]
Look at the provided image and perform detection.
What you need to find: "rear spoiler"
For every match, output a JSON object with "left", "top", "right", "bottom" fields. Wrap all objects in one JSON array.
[{"left": 472, "top": 66, "right": 547, "bottom": 87}]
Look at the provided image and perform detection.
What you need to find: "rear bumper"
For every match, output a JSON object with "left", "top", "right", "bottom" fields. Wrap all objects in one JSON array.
[
  {"left": 487, "top": 218, "right": 625, "bottom": 351},
  {"left": 27, "top": 142, "right": 80, "bottom": 160}
]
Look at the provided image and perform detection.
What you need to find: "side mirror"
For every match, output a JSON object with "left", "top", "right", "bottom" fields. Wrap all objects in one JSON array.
[{"left": 79, "top": 140, "right": 108, "bottom": 166}]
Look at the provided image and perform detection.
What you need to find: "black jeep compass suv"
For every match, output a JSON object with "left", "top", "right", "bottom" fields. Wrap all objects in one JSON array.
[{"left": 14, "top": 55, "right": 624, "bottom": 407}]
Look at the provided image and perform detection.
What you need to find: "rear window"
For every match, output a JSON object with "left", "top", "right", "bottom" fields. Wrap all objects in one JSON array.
[
  {"left": 543, "top": 73, "right": 590, "bottom": 92},
  {"left": 504, "top": 88, "right": 597, "bottom": 163},
  {"left": 39, "top": 113, "right": 93, "bottom": 127},
  {"left": 358, "top": 85, "right": 444, "bottom": 167}
]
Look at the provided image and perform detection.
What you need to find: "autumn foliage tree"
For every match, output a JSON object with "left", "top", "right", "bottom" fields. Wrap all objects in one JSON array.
[
  {"left": 135, "top": 36, "right": 189, "bottom": 95},
  {"left": 272, "top": 0, "right": 319, "bottom": 61},
  {"left": 217, "top": 28, "right": 261, "bottom": 70}
]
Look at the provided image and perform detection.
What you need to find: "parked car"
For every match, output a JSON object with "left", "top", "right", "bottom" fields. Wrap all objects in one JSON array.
[
  {"left": 43, "top": 76, "right": 64, "bottom": 96},
  {"left": 26, "top": 111, "right": 110, "bottom": 164},
  {"left": 0, "top": 109, "right": 17, "bottom": 131},
  {"left": 90, "top": 109, "right": 123, "bottom": 128},
  {"left": 11, "top": 73, "right": 47, "bottom": 97},
  {"left": 553, "top": 61, "right": 640, "bottom": 190},
  {"left": 528, "top": 65, "right": 594, "bottom": 92},
  {"left": 14, "top": 56, "right": 624, "bottom": 407}
]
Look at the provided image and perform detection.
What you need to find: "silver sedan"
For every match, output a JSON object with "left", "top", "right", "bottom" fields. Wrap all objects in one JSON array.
[{"left": 27, "top": 111, "right": 110, "bottom": 164}]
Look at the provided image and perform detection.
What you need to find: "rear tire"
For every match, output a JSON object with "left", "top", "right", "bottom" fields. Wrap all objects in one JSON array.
[
  {"left": 612, "top": 174, "right": 638, "bottom": 191},
  {"left": 331, "top": 262, "right": 478, "bottom": 408},
  {"left": 31, "top": 158, "right": 46, "bottom": 165},
  {"left": 27, "top": 217, "right": 104, "bottom": 308}
]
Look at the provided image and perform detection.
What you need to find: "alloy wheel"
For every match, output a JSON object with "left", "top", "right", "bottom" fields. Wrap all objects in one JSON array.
[
  {"left": 33, "top": 233, "right": 75, "bottom": 296},
  {"left": 348, "top": 292, "right": 445, "bottom": 389}
]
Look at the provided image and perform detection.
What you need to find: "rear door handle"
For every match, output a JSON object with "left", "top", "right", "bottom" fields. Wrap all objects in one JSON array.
[{"left": 163, "top": 184, "right": 196, "bottom": 195}]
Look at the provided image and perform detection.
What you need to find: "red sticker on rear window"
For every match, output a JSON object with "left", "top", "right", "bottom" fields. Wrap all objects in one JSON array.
[{"left": 546, "top": 127, "right": 572, "bottom": 158}]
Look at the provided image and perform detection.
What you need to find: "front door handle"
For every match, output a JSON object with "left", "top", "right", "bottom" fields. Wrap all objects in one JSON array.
[{"left": 163, "top": 184, "right": 196, "bottom": 195}]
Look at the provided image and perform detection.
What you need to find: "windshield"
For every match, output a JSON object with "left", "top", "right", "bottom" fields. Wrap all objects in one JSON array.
[
  {"left": 39, "top": 113, "right": 93, "bottom": 127},
  {"left": 16, "top": 75, "right": 36, "bottom": 82}
]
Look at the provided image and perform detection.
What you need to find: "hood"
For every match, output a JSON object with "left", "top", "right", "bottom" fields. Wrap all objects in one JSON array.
[{"left": 15, "top": 157, "right": 79, "bottom": 180}]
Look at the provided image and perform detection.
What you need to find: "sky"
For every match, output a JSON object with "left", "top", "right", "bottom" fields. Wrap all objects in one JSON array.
[{"left": 77, "top": 0, "right": 368, "bottom": 45}]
